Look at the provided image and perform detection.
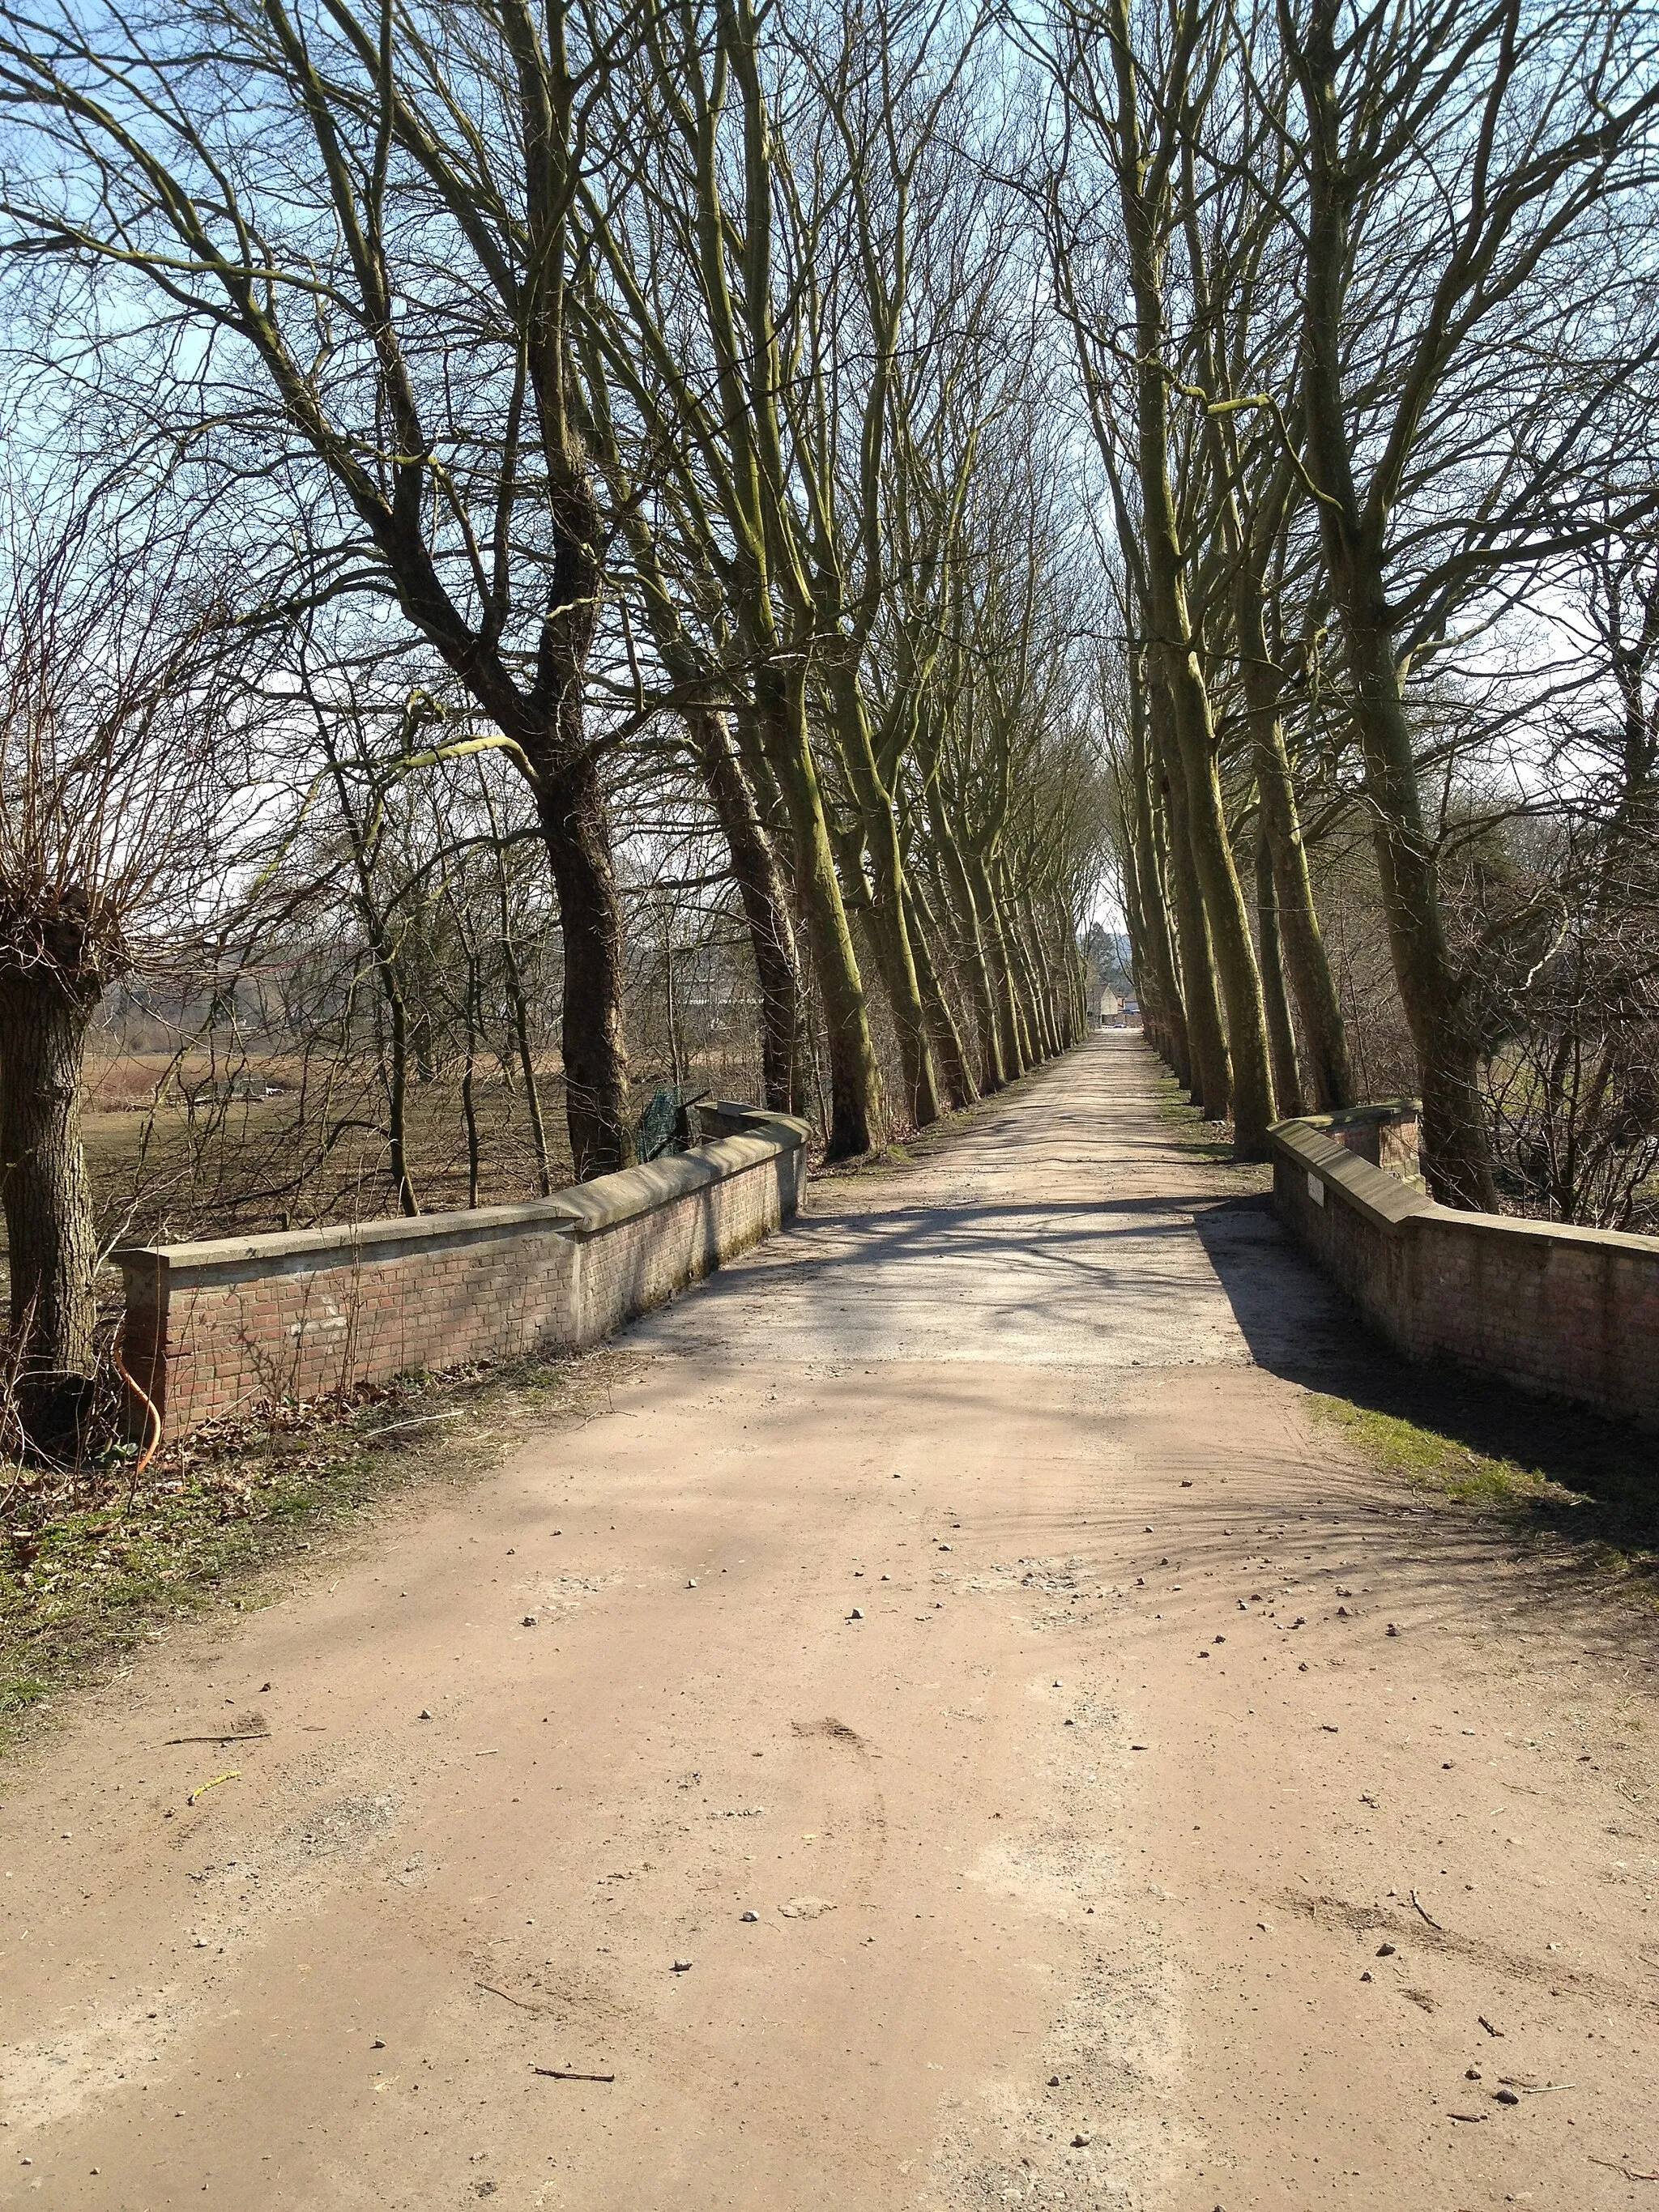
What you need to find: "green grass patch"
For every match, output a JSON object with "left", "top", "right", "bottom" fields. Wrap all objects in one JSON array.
[
  {"left": 1155, "top": 1074, "right": 1235, "bottom": 1162},
  {"left": 1308, "top": 1382, "right": 1659, "bottom": 1601},
  {"left": 1310, "top": 1395, "right": 1572, "bottom": 1509}
]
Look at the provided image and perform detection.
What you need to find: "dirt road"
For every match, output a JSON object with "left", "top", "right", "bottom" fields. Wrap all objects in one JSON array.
[{"left": 4, "top": 1033, "right": 1657, "bottom": 2210}]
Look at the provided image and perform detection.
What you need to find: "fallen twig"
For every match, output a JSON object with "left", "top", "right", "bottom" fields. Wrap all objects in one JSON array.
[
  {"left": 476, "top": 1981, "right": 545, "bottom": 2014},
  {"left": 1478, "top": 2015, "right": 1505, "bottom": 2038},
  {"left": 1410, "top": 1889, "right": 1443, "bottom": 1930},
  {"left": 368, "top": 1410, "right": 467, "bottom": 1439},
  {"left": 1448, "top": 2112, "right": 1488, "bottom": 2124},
  {"left": 1590, "top": 2158, "right": 1659, "bottom": 2181},
  {"left": 165, "top": 1732, "right": 270, "bottom": 1746},
  {"left": 531, "top": 2068, "right": 615, "bottom": 2083},
  {"left": 113, "top": 1330, "right": 163, "bottom": 1497},
  {"left": 186, "top": 1770, "right": 239, "bottom": 1807}
]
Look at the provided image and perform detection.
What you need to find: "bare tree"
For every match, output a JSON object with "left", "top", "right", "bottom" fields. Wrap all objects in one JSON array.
[
  {"left": 0, "top": 0, "right": 643, "bottom": 1175},
  {"left": 1281, "top": 0, "right": 1659, "bottom": 1203},
  {"left": 1046, "top": 0, "right": 1280, "bottom": 1154},
  {"left": 0, "top": 494, "right": 244, "bottom": 1442}
]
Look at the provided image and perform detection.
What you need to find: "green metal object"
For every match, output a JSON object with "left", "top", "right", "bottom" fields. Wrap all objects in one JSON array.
[{"left": 634, "top": 1085, "right": 710, "bottom": 1163}]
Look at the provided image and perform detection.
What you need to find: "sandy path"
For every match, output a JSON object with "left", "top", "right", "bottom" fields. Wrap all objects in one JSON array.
[{"left": 2, "top": 1032, "right": 1656, "bottom": 2210}]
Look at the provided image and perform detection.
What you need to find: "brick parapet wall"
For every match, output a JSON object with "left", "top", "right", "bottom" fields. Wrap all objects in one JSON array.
[
  {"left": 1299, "top": 1098, "right": 1423, "bottom": 1182},
  {"left": 1270, "top": 1119, "right": 1659, "bottom": 1427},
  {"left": 117, "top": 1106, "right": 808, "bottom": 1436}
]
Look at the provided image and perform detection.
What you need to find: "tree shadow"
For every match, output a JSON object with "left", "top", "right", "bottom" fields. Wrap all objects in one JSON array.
[{"left": 1192, "top": 1191, "right": 1659, "bottom": 1579}]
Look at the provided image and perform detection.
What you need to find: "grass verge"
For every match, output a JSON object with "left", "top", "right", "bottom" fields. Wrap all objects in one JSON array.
[
  {"left": 1308, "top": 1385, "right": 1659, "bottom": 1605},
  {"left": 0, "top": 1348, "right": 634, "bottom": 1752},
  {"left": 1156, "top": 1072, "right": 1242, "bottom": 1165},
  {"left": 1311, "top": 1396, "right": 1571, "bottom": 1507}
]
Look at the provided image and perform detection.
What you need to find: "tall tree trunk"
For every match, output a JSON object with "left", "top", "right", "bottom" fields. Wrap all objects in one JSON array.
[
  {"left": 1052, "top": 902, "right": 1079, "bottom": 1048},
  {"left": 1021, "top": 890, "right": 1063, "bottom": 1055},
  {"left": 1292, "top": 9, "right": 1497, "bottom": 1208},
  {"left": 826, "top": 669, "right": 940, "bottom": 1127},
  {"left": 533, "top": 751, "right": 633, "bottom": 1183},
  {"left": 863, "top": 890, "right": 943, "bottom": 1128},
  {"left": 1135, "top": 805, "right": 1188, "bottom": 1078},
  {"left": 933, "top": 829, "right": 1007, "bottom": 1093},
  {"left": 1120, "top": 890, "right": 1154, "bottom": 1046},
  {"left": 1154, "top": 688, "right": 1230, "bottom": 1117},
  {"left": 970, "top": 851, "right": 1027, "bottom": 1076},
  {"left": 1107, "top": 2, "right": 1276, "bottom": 1153},
  {"left": 903, "top": 875, "right": 978, "bottom": 1110},
  {"left": 589, "top": 438, "right": 808, "bottom": 1120},
  {"left": 1336, "top": 612, "right": 1496, "bottom": 1205},
  {"left": 989, "top": 864, "right": 1038, "bottom": 1061},
  {"left": 1056, "top": 895, "right": 1085, "bottom": 1047},
  {"left": 1127, "top": 667, "right": 1190, "bottom": 1081},
  {"left": 1256, "top": 812, "right": 1304, "bottom": 1117},
  {"left": 1049, "top": 892, "right": 1084, "bottom": 1047},
  {"left": 0, "top": 961, "right": 100, "bottom": 1444},
  {"left": 1145, "top": 571, "right": 1274, "bottom": 1149},
  {"left": 1241, "top": 627, "right": 1355, "bottom": 1112},
  {"left": 688, "top": 706, "right": 808, "bottom": 1115},
  {"left": 1013, "top": 886, "right": 1061, "bottom": 1057},
  {"left": 1000, "top": 876, "right": 1049, "bottom": 1061},
  {"left": 757, "top": 663, "right": 885, "bottom": 1157}
]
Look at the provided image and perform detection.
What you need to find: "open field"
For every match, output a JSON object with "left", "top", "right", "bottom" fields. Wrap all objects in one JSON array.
[{"left": 70, "top": 1034, "right": 774, "bottom": 1254}]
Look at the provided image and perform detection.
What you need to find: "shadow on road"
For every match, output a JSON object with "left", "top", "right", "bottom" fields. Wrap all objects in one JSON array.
[{"left": 1192, "top": 1191, "right": 1659, "bottom": 1584}]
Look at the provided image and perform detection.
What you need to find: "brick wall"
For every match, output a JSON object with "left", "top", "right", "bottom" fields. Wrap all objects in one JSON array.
[
  {"left": 117, "top": 1107, "right": 809, "bottom": 1436},
  {"left": 1303, "top": 1099, "right": 1423, "bottom": 1182},
  {"left": 1271, "top": 1119, "right": 1659, "bottom": 1427}
]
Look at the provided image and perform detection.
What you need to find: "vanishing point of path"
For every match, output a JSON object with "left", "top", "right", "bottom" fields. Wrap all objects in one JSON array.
[{"left": 3, "top": 1033, "right": 1657, "bottom": 2210}]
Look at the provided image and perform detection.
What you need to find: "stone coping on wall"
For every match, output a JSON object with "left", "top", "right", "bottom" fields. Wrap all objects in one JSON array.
[
  {"left": 1295, "top": 1097, "right": 1421, "bottom": 1134},
  {"left": 1273, "top": 1121, "right": 1432, "bottom": 1231},
  {"left": 115, "top": 1104, "right": 809, "bottom": 1284},
  {"left": 1275, "top": 1119, "right": 1659, "bottom": 1256},
  {"left": 1292, "top": 1097, "right": 1423, "bottom": 1180}
]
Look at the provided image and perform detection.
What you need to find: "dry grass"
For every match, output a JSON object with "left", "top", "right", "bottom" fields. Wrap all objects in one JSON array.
[
  {"left": 79, "top": 1056, "right": 574, "bottom": 1247},
  {"left": 0, "top": 1345, "right": 642, "bottom": 1750}
]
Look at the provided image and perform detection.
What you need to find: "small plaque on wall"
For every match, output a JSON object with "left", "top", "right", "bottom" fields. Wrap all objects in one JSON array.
[{"left": 1307, "top": 1171, "right": 1325, "bottom": 1206}]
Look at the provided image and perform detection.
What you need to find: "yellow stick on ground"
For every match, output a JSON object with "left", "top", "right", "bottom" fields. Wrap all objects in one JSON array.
[{"left": 186, "top": 1770, "right": 240, "bottom": 1807}]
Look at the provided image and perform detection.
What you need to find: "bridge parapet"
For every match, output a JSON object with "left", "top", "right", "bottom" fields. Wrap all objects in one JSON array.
[
  {"left": 117, "top": 1106, "right": 809, "bottom": 1438},
  {"left": 1270, "top": 1115, "right": 1659, "bottom": 1429},
  {"left": 1294, "top": 1098, "right": 1422, "bottom": 1183}
]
